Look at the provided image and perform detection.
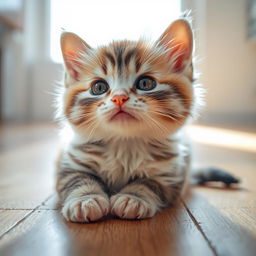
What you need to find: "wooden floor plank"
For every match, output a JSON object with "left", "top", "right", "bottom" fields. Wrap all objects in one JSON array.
[
  {"left": 183, "top": 192, "right": 256, "bottom": 256},
  {"left": 0, "top": 204, "right": 214, "bottom": 256},
  {"left": 0, "top": 210, "right": 31, "bottom": 237},
  {"left": 0, "top": 139, "right": 59, "bottom": 209},
  {"left": 183, "top": 138, "right": 256, "bottom": 256},
  {"left": 39, "top": 194, "right": 59, "bottom": 210},
  {"left": 223, "top": 208, "right": 256, "bottom": 236},
  {"left": 0, "top": 123, "right": 58, "bottom": 152}
]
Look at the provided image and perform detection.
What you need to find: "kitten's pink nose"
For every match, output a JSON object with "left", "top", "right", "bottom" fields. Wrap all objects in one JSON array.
[{"left": 111, "top": 94, "right": 129, "bottom": 107}]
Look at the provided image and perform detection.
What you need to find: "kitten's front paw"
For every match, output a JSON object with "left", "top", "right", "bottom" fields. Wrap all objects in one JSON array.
[
  {"left": 62, "top": 194, "right": 110, "bottom": 222},
  {"left": 110, "top": 193, "right": 157, "bottom": 219}
]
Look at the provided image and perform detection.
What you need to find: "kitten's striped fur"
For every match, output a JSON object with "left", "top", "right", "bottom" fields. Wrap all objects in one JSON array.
[{"left": 56, "top": 19, "right": 201, "bottom": 222}]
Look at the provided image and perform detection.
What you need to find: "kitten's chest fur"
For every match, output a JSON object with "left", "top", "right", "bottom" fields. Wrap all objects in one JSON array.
[{"left": 70, "top": 135, "right": 185, "bottom": 191}]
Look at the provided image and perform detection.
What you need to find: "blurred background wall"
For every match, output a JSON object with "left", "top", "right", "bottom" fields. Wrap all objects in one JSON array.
[
  {"left": 0, "top": 0, "right": 255, "bottom": 125},
  {"left": 184, "top": 0, "right": 256, "bottom": 124}
]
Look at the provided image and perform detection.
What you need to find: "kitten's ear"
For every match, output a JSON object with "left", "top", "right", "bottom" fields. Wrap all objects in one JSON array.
[
  {"left": 61, "top": 32, "right": 91, "bottom": 81},
  {"left": 158, "top": 19, "right": 193, "bottom": 73}
]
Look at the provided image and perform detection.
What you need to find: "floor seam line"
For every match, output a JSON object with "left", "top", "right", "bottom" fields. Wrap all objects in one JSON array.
[
  {"left": 181, "top": 199, "right": 218, "bottom": 256},
  {"left": 0, "top": 194, "right": 54, "bottom": 240}
]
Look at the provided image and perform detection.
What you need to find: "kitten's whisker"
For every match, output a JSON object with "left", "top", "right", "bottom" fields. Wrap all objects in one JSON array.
[
  {"left": 87, "top": 120, "right": 100, "bottom": 140},
  {"left": 147, "top": 98, "right": 192, "bottom": 103},
  {"left": 154, "top": 109, "right": 187, "bottom": 119},
  {"left": 148, "top": 110, "right": 185, "bottom": 125},
  {"left": 75, "top": 115, "right": 98, "bottom": 131},
  {"left": 78, "top": 116, "right": 101, "bottom": 140},
  {"left": 56, "top": 115, "right": 67, "bottom": 122},
  {"left": 143, "top": 117, "right": 162, "bottom": 137},
  {"left": 145, "top": 114, "right": 170, "bottom": 134},
  {"left": 149, "top": 110, "right": 179, "bottom": 122},
  {"left": 82, "top": 116, "right": 98, "bottom": 127},
  {"left": 150, "top": 105, "right": 189, "bottom": 118}
]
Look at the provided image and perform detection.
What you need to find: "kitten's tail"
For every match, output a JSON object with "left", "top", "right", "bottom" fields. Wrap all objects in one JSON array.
[{"left": 191, "top": 167, "right": 240, "bottom": 186}]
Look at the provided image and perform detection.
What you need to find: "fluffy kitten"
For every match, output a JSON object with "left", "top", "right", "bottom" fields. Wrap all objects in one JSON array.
[{"left": 56, "top": 19, "right": 239, "bottom": 222}]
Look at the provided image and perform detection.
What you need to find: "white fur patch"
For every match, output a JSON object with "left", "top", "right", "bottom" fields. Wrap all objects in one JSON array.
[
  {"left": 62, "top": 193, "right": 110, "bottom": 222},
  {"left": 110, "top": 193, "right": 158, "bottom": 219}
]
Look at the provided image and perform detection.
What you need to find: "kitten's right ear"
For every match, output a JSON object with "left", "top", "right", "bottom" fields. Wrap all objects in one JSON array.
[{"left": 61, "top": 32, "right": 91, "bottom": 81}]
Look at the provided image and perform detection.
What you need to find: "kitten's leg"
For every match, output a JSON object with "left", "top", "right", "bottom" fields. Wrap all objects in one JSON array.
[
  {"left": 57, "top": 168, "right": 110, "bottom": 222},
  {"left": 110, "top": 178, "right": 183, "bottom": 219}
]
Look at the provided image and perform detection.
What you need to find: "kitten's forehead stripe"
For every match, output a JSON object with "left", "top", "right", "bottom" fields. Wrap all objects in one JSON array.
[
  {"left": 101, "top": 63, "right": 108, "bottom": 75},
  {"left": 101, "top": 62, "right": 107, "bottom": 75},
  {"left": 114, "top": 45, "right": 125, "bottom": 76},
  {"left": 124, "top": 48, "right": 137, "bottom": 67},
  {"left": 97, "top": 41, "right": 164, "bottom": 80},
  {"left": 105, "top": 52, "right": 116, "bottom": 68},
  {"left": 135, "top": 56, "right": 142, "bottom": 73}
]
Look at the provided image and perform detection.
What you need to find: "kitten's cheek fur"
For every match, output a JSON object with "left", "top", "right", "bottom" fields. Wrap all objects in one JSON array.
[
  {"left": 110, "top": 193, "right": 158, "bottom": 219},
  {"left": 61, "top": 194, "right": 110, "bottom": 222}
]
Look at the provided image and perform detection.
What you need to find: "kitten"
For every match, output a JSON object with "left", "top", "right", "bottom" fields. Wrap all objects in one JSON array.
[{"left": 56, "top": 19, "right": 239, "bottom": 222}]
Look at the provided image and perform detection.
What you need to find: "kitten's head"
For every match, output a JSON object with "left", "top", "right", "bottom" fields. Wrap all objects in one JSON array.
[{"left": 59, "top": 19, "right": 195, "bottom": 140}]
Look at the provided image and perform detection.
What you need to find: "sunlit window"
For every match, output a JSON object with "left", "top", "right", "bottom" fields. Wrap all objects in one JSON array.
[{"left": 50, "top": 0, "right": 181, "bottom": 62}]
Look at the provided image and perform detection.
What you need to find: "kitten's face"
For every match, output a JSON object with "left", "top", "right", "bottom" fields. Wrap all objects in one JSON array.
[{"left": 61, "top": 20, "right": 194, "bottom": 139}]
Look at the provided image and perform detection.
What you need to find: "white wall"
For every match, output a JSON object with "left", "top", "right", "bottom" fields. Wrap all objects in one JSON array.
[
  {"left": 1, "top": 0, "right": 54, "bottom": 122},
  {"left": 30, "top": 61, "right": 63, "bottom": 121},
  {"left": 0, "top": 0, "right": 28, "bottom": 122},
  {"left": 204, "top": 0, "right": 256, "bottom": 123},
  {"left": 184, "top": 0, "right": 256, "bottom": 124},
  {"left": 1, "top": 30, "right": 28, "bottom": 121}
]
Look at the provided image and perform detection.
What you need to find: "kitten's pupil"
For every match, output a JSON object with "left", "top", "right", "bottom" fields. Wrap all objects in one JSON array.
[{"left": 98, "top": 84, "right": 103, "bottom": 91}]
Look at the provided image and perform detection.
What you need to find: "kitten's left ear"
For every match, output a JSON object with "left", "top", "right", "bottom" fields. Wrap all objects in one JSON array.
[
  {"left": 61, "top": 32, "right": 91, "bottom": 82},
  {"left": 158, "top": 19, "right": 193, "bottom": 73}
]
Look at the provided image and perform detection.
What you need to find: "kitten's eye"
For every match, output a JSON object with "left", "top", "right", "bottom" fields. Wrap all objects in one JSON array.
[
  {"left": 90, "top": 81, "right": 109, "bottom": 95},
  {"left": 136, "top": 76, "right": 156, "bottom": 91}
]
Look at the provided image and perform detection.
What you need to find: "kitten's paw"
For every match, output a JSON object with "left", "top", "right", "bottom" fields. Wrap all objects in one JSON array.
[
  {"left": 62, "top": 194, "right": 110, "bottom": 222},
  {"left": 110, "top": 193, "right": 157, "bottom": 219}
]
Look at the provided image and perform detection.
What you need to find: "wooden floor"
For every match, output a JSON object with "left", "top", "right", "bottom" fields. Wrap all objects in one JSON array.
[{"left": 0, "top": 123, "right": 255, "bottom": 256}]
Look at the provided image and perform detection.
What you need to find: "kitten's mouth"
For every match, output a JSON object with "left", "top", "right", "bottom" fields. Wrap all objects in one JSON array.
[{"left": 110, "top": 110, "right": 137, "bottom": 122}]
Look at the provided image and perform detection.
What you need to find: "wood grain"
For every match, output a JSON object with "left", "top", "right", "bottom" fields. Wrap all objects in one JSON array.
[
  {"left": 183, "top": 192, "right": 256, "bottom": 256},
  {"left": 184, "top": 139, "right": 256, "bottom": 256},
  {"left": 0, "top": 204, "right": 214, "bottom": 256},
  {"left": 0, "top": 210, "right": 31, "bottom": 237},
  {"left": 0, "top": 138, "right": 59, "bottom": 209}
]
